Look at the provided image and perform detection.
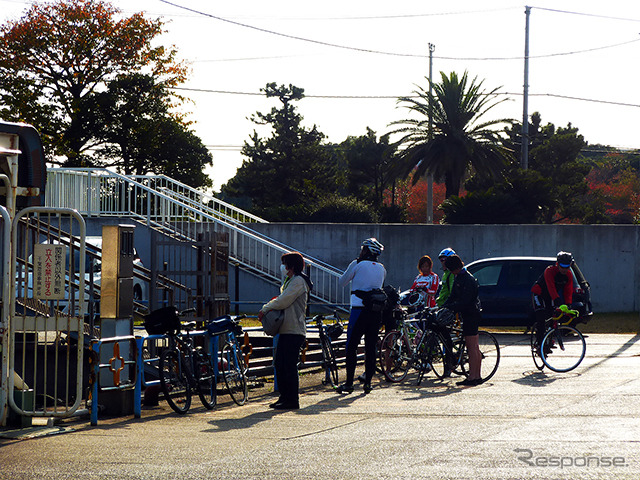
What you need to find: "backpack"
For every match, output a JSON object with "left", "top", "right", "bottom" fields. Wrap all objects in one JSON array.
[{"left": 353, "top": 288, "right": 388, "bottom": 312}]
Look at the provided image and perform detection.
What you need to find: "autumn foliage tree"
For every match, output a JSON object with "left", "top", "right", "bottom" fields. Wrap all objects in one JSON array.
[
  {"left": 384, "top": 178, "right": 447, "bottom": 223},
  {"left": 0, "top": 0, "right": 194, "bottom": 170},
  {"left": 586, "top": 153, "right": 640, "bottom": 223}
]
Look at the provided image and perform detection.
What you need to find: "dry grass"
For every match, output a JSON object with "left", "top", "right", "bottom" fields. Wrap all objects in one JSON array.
[
  {"left": 211, "top": 312, "right": 640, "bottom": 335},
  {"left": 580, "top": 312, "right": 640, "bottom": 334}
]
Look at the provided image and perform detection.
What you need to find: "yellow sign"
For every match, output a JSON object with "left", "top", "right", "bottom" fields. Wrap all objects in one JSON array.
[{"left": 33, "top": 244, "right": 66, "bottom": 300}]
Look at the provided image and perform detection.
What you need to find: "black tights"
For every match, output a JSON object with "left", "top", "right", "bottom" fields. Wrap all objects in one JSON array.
[{"left": 344, "top": 308, "right": 381, "bottom": 386}]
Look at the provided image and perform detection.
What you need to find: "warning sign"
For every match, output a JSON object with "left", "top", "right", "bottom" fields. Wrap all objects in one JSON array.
[{"left": 33, "top": 244, "right": 66, "bottom": 300}]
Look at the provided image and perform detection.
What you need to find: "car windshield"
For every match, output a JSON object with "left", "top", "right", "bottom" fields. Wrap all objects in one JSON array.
[{"left": 467, "top": 263, "right": 501, "bottom": 286}]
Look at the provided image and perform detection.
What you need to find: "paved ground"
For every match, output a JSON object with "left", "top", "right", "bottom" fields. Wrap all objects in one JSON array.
[{"left": 1, "top": 333, "right": 639, "bottom": 480}]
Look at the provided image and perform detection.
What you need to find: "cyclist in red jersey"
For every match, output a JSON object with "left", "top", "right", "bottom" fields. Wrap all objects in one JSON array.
[{"left": 531, "top": 251, "right": 575, "bottom": 348}]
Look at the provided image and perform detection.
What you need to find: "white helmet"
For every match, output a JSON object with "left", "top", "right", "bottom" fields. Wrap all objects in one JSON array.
[{"left": 362, "top": 237, "right": 384, "bottom": 255}]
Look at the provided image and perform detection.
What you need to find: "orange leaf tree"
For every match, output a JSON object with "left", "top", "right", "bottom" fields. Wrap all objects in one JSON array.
[
  {"left": 586, "top": 154, "right": 640, "bottom": 223},
  {"left": 0, "top": 0, "right": 187, "bottom": 165},
  {"left": 383, "top": 175, "right": 449, "bottom": 223}
]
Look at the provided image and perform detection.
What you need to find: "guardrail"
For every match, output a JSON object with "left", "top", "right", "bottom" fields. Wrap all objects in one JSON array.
[
  {"left": 45, "top": 168, "right": 350, "bottom": 310},
  {"left": 58, "top": 318, "right": 358, "bottom": 425}
]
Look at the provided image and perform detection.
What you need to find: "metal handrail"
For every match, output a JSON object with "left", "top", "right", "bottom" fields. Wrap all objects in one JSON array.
[{"left": 45, "top": 168, "right": 349, "bottom": 308}]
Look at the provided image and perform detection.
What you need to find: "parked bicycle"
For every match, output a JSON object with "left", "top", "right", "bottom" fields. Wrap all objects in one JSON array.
[
  {"left": 207, "top": 314, "right": 249, "bottom": 406},
  {"left": 309, "top": 311, "right": 344, "bottom": 388},
  {"left": 530, "top": 304, "right": 586, "bottom": 372},
  {"left": 381, "top": 308, "right": 500, "bottom": 385},
  {"left": 145, "top": 307, "right": 217, "bottom": 415},
  {"left": 380, "top": 310, "right": 448, "bottom": 385}
]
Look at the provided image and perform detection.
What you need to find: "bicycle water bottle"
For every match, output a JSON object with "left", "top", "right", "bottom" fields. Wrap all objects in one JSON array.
[{"left": 414, "top": 330, "right": 423, "bottom": 346}]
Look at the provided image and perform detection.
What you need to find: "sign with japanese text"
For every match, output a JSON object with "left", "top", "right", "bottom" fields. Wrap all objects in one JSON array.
[{"left": 33, "top": 243, "right": 66, "bottom": 300}]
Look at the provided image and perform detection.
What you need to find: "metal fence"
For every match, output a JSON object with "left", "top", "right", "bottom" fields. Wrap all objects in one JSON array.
[{"left": 45, "top": 168, "right": 350, "bottom": 310}]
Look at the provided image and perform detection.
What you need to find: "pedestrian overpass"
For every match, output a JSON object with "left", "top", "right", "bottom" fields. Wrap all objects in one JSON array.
[{"left": 44, "top": 168, "right": 350, "bottom": 311}]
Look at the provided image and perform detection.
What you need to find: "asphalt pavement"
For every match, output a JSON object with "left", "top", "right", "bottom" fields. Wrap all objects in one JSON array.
[{"left": 1, "top": 332, "right": 639, "bottom": 480}]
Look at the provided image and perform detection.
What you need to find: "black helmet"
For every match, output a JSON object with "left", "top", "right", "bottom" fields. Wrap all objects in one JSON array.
[
  {"left": 556, "top": 251, "right": 573, "bottom": 268},
  {"left": 361, "top": 237, "right": 384, "bottom": 255},
  {"left": 434, "top": 308, "right": 455, "bottom": 327}
]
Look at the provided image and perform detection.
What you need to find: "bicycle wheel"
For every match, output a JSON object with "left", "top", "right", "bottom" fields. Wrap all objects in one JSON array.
[
  {"left": 221, "top": 342, "right": 248, "bottom": 406},
  {"left": 541, "top": 326, "right": 586, "bottom": 373},
  {"left": 477, "top": 331, "right": 500, "bottom": 382},
  {"left": 375, "top": 333, "right": 385, "bottom": 374},
  {"left": 159, "top": 349, "right": 192, "bottom": 414},
  {"left": 424, "top": 332, "right": 447, "bottom": 380},
  {"left": 530, "top": 325, "right": 545, "bottom": 371},
  {"left": 195, "top": 350, "right": 217, "bottom": 409},
  {"left": 454, "top": 331, "right": 500, "bottom": 382},
  {"left": 380, "top": 331, "right": 412, "bottom": 383},
  {"left": 320, "top": 336, "right": 339, "bottom": 388},
  {"left": 451, "top": 335, "right": 466, "bottom": 376}
]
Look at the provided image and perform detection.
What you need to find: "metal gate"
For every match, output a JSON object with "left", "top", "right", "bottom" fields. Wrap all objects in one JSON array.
[
  {"left": 0, "top": 205, "right": 12, "bottom": 425},
  {"left": 148, "top": 228, "right": 229, "bottom": 321},
  {"left": 5, "top": 207, "right": 86, "bottom": 421}
]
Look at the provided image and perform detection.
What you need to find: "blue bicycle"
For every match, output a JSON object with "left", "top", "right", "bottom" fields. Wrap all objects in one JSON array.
[{"left": 208, "top": 315, "right": 249, "bottom": 406}]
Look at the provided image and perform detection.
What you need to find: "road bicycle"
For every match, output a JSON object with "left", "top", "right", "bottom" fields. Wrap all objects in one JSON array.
[
  {"left": 380, "top": 311, "right": 448, "bottom": 385},
  {"left": 530, "top": 304, "right": 586, "bottom": 372},
  {"left": 152, "top": 307, "right": 217, "bottom": 414},
  {"left": 309, "top": 311, "right": 344, "bottom": 388},
  {"left": 208, "top": 314, "right": 249, "bottom": 406},
  {"left": 381, "top": 308, "right": 501, "bottom": 385},
  {"left": 449, "top": 323, "right": 501, "bottom": 383}
]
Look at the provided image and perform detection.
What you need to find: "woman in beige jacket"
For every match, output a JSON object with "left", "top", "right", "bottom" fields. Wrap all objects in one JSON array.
[{"left": 260, "top": 252, "right": 312, "bottom": 409}]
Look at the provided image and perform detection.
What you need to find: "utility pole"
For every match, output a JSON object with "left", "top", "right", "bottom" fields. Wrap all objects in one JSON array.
[
  {"left": 521, "top": 6, "right": 531, "bottom": 170},
  {"left": 427, "top": 43, "right": 435, "bottom": 223}
]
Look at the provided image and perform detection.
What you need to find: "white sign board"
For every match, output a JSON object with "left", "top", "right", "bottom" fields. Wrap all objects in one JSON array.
[{"left": 33, "top": 244, "right": 66, "bottom": 300}]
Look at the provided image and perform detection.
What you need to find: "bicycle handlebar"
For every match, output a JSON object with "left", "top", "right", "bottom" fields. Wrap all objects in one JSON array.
[{"left": 555, "top": 304, "right": 579, "bottom": 317}]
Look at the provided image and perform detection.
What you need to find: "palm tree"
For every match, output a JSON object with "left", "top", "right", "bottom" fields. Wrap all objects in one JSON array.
[{"left": 390, "top": 71, "right": 514, "bottom": 198}]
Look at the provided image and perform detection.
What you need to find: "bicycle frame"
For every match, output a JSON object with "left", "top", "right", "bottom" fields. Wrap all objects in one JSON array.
[{"left": 309, "top": 312, "right": 343, "bottom": 388}]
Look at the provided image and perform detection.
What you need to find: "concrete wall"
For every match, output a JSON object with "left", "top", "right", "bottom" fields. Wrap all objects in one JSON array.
[
  {"left": 85, "top": 219, "right": 640, "bottom": 314},
  {"left": 248, "top": 223, "right": 640, "bottom": 314}
]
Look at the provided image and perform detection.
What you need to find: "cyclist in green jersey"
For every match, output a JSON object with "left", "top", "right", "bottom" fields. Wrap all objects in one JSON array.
[{"left": 436, "top": 247, "right": 456, "bottom": 307}]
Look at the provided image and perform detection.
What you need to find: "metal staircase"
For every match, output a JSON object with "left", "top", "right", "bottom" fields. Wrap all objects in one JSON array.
[{"left": 45, "top": 168, "right": 349, "bottom": 309}]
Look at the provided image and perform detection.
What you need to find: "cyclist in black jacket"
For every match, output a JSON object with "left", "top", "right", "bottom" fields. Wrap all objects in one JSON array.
[{"left": 442, "top": 254, "right": 483, "bottom": 387}]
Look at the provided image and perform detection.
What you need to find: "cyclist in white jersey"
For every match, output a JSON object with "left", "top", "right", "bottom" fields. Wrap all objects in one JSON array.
[{"left": 336, "top": 238, "right": 386, "bottom": 394}]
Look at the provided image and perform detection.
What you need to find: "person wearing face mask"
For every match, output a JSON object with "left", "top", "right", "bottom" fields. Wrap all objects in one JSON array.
[{"left": 259, "top": 252, "right": 312, "bottom": 410}]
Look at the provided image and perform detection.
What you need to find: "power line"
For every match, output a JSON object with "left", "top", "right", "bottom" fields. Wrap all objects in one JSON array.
[
  {"left": 158, "top": 0, "right": 424, "bottom": 59},
  {"left": 171, "top": 86, "right": 640, "bottom": 108},
  {"left": 533, "top": 7, "right": 640, "bottom": 23},
  {"left": 159, "top": 1, "right": 640, "bottom": 61},
  {"left": 189, "top": 36, "right": 640, "bottom": 63},
  {"left": 257, "top": 7, "right": 521, "bottom": 21},
  {"left": 523, "top": 93, "right": 640, "bottom": 109},
  {"left": 436, "top": 37, "right": 640, "bottom": 61}
]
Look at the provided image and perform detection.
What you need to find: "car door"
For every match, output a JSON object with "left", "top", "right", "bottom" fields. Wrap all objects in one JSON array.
[
  {"left": 466, "top": 260, "right": 505, "bottom": 322},
  {"left": 500, "top": 260, "right": 547, "bottom": 324}
]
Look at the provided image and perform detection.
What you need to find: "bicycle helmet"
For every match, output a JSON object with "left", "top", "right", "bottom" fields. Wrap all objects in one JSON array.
[
  {"left": 438, "top": 247, "right": 456, "bottom": 259},
  {"left": 556, "top": 251, "right": 573, "bottom": 268},
  {"left": 361, "top": 237, "right": 384, "bottom": 255},
  {"left": 434, "top": 308, "right": 455, "bottom": 327}
]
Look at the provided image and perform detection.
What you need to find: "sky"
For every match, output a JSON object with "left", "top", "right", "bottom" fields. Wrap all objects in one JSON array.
[{"left": 2, "top": 0, "right": 640, "bottom": 191}]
